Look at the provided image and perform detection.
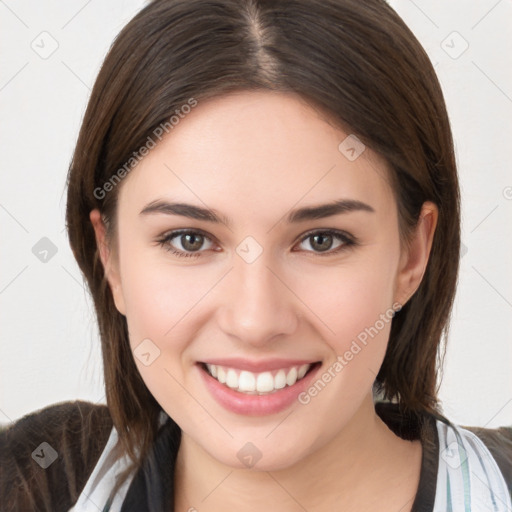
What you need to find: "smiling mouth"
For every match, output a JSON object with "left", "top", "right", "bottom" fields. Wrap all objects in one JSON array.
[{"left": 198, "top": 361, "right": 321, "bottom": 395}]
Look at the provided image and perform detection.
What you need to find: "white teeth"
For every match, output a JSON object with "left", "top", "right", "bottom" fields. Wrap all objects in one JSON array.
[
  {"left": 238, "top": 371, "right": 256, "bottom": 392},
  {"left": 297, "top": 364, "right": 309, "bottom": 379},
  {"left": 226, "top": 369, "right": 238, "bottom": 389},
  {"left": 274, "top": 369, "right": 287, "bottom": 389},
  {"left": 256, "top": 372, "right": 274, "bottom": 392},
  {"left": 286, "top": 367, "right": 298, "bottom": 386},
  {"left": 216, "top": 366, "right": 226, "bottom": 384},
  {"left": 204, "top": 363, "right": 315, "bottom": 394}
]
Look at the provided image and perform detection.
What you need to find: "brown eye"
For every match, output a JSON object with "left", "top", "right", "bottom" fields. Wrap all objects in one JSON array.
[
  {"left": 158, "top": 229, "right": 215, "bottom": 257},
  {"left": 309, "top": 233, "right": 334, "bottom": 252},
  {"left": 297, "top": 230, "right": 355, "bottom": 255},
  {"left": 179, "top": 233, "right": 205, "bottom": 252}
]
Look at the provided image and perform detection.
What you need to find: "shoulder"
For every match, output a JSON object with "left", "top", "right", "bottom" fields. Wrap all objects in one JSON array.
[
  {"left": 0, "top": 400, "right": 113, "bottom": 512},
  {"left": 375, "top": 401, "right": 512, "bottom": 509},
  {"left": 434, "top": 418, "right": 512, "bottom": 509},
  {"left": 461, "top": 423, "right": 512, "bottom": 494}
]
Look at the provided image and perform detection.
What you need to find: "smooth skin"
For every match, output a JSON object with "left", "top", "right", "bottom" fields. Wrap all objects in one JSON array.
[{"left": 91, "top": 91, "right": 437, "bottom": 511}]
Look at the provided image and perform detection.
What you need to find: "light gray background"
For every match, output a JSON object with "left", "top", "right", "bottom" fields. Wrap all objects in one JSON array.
[{"left": 1, "top": 0, "right": 511, "bottom": 427}]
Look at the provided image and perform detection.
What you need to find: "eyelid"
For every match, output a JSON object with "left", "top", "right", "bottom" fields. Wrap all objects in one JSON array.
[
  {"left": 162, "top": 227, "right": 215, "bottom": 240},
  {"left": 296, "top": 227, "right": 354, "bottom": 245}
]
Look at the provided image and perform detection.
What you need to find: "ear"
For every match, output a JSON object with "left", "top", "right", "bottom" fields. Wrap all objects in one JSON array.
[
  {"left": 394, "top": 201, "right": 438, "bottom": 307},
  {"left": 89, "top": 209, "right": 126, "bottom": 315}
]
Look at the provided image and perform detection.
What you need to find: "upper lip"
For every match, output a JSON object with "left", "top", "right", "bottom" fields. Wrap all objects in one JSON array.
[{"left": 199, "top": 358, "right": 320, "bottom": 373}]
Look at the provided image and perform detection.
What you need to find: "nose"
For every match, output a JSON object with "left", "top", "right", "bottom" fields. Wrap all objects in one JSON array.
[{"left": 216, "top": 253, "right": 299, "bottom": 347}]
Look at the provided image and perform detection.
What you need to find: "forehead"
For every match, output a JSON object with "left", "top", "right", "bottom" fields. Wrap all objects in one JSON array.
[{"left": 117, "top": 91, "right": 395, "bottom": 221}]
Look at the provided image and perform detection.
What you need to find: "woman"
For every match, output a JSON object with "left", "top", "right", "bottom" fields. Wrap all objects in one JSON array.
[{"left": 1, "top": 0, "right": 511, "bottom": 510}]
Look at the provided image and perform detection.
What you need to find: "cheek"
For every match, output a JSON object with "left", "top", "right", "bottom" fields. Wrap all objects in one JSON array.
[
  {"left": 117, "top": 245, "right": 210, "bottom": 407},
  {"left": 289, "top": 265, "right": 398, "bottom": 416},
  {"left": 118, "top": 239, "right": 217, "bottom": 362},
  {"left": 291, "top": 250, "right": 399, "bottom": 375},
  {"left": 120, "top": 257, "right": 197, "bottom": 341}
]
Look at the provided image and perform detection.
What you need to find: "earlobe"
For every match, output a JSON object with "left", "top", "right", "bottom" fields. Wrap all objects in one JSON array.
[
  {"left": 395, "top": 202, "right": 438, "bottom": 306},
  {"left": 89, "top": 209, "right": 126, "bottom": 315}
]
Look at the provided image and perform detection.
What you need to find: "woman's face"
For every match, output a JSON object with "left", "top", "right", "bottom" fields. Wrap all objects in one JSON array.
[{"left": 93, "top": 91, "right": 434, "bottom": 471}]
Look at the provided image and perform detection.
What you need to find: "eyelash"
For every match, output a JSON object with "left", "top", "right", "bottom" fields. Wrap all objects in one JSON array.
[{"left": 156, "top": 228, "right": 357, "bottom": 258}]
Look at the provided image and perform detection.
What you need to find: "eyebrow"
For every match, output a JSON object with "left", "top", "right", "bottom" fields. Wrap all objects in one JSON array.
[{"left": 139, "top": 198, "right": 375, "bottom": 226}]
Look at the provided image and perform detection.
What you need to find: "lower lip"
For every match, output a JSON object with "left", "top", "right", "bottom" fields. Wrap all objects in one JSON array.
[{"left": 197, "top": 362, "right": 322, "bottom": 416}]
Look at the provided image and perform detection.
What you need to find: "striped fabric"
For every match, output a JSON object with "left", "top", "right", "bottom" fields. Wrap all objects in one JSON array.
[
  {"left": 69, "top": 411, "right": 168, "bottom": 512},
  {"left": 434, "top": 421, "right": 512, "bottom": 511},
  {"left": 68, "top": 426, "right": 134, "bottom": 512}
]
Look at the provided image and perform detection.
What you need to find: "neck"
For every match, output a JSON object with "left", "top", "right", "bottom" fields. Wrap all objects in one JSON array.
[{"left": 173, "top": 393, "right": 421, "bottom": 512}]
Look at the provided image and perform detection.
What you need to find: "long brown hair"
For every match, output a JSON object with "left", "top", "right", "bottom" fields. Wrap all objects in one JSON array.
[{"left": 65, "top": 0, "right": 460, "bottom": 491}]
